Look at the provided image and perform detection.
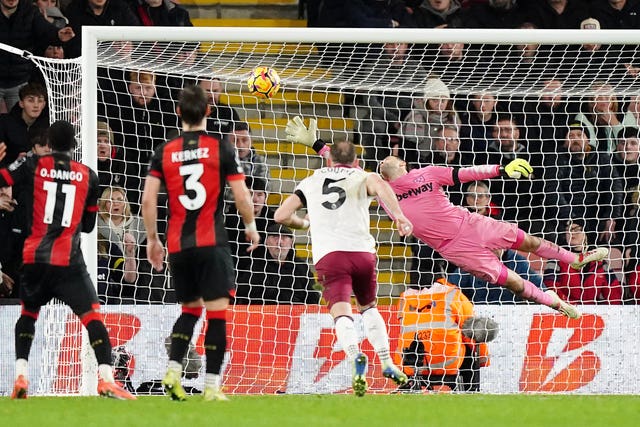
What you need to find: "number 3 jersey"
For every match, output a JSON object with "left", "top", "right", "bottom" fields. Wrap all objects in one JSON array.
[
  {"left": 148, "top": 131, "right": 244, "bottom": 254},
  {"left": 295, "top": 166, "right": 375, "bottom": 264},
  {"left": 0, "top": 152, "right": 100, "bottom": 266}
]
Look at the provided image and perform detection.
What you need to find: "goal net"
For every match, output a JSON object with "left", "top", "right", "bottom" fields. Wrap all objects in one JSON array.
[{"left": 1, "top": 27, "right": 639, "bottom": 396}]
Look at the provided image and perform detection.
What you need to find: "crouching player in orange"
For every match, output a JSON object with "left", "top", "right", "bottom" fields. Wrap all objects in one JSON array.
[{"left": 393, "top": 277, "right": 497, "bottom": 392}]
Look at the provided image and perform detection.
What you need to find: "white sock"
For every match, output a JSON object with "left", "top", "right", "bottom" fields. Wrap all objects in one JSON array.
[
  {"left": 98, "top": 364, "right": 114, "bottom": 383},
  {"left": 361, "top": 308, "right": 392, "bottom": 365},
  {"left": 334, "top": 316, "right": 359, "bottom": 361},
  {"left": 205, "top": 373, "right": 221, "bottom": 390},
  {"left": 168, "top": 360, "right": 182, "bottom": 373},
  {"left": 16, "top": 358, "right": 28, "bottom": 379}
]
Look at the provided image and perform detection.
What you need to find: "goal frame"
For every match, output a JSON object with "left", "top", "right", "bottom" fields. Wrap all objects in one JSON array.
[{"left": 74, "top": 26, "right": 640, "bottom": 395}]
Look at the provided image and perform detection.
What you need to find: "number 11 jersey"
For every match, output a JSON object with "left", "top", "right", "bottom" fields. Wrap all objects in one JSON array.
[
  {"left": 0, "top": 152, "right": 100, "bottom": 266},
  {"left": 295, "top": 166, "right": 375, "bottom": 265}
]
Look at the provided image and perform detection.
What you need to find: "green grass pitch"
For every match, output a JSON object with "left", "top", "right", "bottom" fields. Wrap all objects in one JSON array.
[{"left": 2, "top": 394, "right": 638, "bottom": 427}]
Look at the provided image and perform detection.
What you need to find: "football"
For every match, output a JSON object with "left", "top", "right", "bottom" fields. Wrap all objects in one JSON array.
[{"left": 247, "top": 66, "right": 281, "bottom": 99}]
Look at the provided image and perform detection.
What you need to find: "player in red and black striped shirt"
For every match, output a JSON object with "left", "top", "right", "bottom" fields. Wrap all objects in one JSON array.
[
  {"left": 142, "top": 85, "right": 259, "bottom": 401},
  {"left": 0, "top": 120, "right": 135, "bottom": 400}
]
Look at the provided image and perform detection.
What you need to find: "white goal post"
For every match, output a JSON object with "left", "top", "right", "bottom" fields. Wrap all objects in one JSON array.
[{"left": 1, "top": 26, "right": 640, "bottom": 396}]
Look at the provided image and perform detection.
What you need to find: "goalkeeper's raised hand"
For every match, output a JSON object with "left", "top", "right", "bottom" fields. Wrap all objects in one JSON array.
[
  {"left": 285, "top": 116, "right": 317, "bottom": 147},
  {"left": 502, "top": 158, "right": 533, "bottom": 179}
]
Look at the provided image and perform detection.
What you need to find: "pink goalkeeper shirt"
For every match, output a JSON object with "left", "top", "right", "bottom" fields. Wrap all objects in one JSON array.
[{"left": 388, "top": 165, "right": 501, "bottom": 251}]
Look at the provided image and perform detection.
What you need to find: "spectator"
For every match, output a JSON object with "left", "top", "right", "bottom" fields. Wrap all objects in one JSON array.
[
  {"left": 622, "top": 94, "right": 640, "bottom": 127},
  {"left": 236, "top": 224, "right": 320, "bottom": 305},
  {"left": 542, "top": 122, "right": 624, "bottom": 243},
  {"left": 0, "top": 82, "right": 49, "bottom": 166},
  {"left": 96, "top": 120, "right": 128, "bottom": 193},
  {"left": 230, "top": 121, "right": 269, "bottom": 183},
  {"left": 198, "top": 77, "right": 240, "bottom": 139},
  {"left": 43, "top": 43, "right": 64, "bottom": 58},
  {"left": 314, "top": 0, "right": 401, "bottom": 28},
  {"left": 0, "top": 183, "right": 19, "bottom": 298},
  {"left": 63, "top": 0, "right": 140, "bottom": 58},
  {"left": 412, "top": 0, "right": 467, "bottom": 28},
  {"left": 400, "top": 77, "right": 460, "bottom": 166},
  {"left": 589, "top": 0, "right": 640, "bottom": 29},
  {"left": 0, "top": 0, "right": 74, "bottom": 113},
  {"left": 225, "top": 177, "right": 275, "bottom": 284},
  {"left": 524, "top": 79, "right": 576, "bottom": 167},
  {"left": 481, "top": 114, "right": 539, "bottom": 227},
  {"left": 544, "top": 219, "right": 623, "bottom": 304},
  {"left": 423, "top": 42, "right": 483, "bottom": 88},
  {"left": 460, "top": 92, "right": 499, "bottom": 155},
  {"left": 573, "top": 82, "right": 624, "bottom": 153},
  {"left": 465, "top": 0, "right": 525, "bottom": 28},
  {"left": 127, "top": 0, "right": 192, "bottom": 27},
  {"left": 393, "top": 277, "right": 494, "bottom": 392},
  {"left": 525, "top": 0, "right": 588, "bottom": 29},
  {"left": 107, "top": 70, "right": 179, "bottom": 209},
  {"left": 462, "top": 180, "right": 501, "bottom": 220},
  {"left": 97, "top": 229, "right": 137, "bottom": 304},
  {"left": 97, "top": 186, "right": 146, "bottom": 257},
  {"left": 35, "top": 0, "right": 68, "bottom": 29},
  {"left": 610, "top": 126, "right": 640, "bottom": 246},
  {"left": 357, "top": 42, "right": 414, "bottom": 171},
  {"left": 625, "top": 246, "right": 640, "bottom": 302}
]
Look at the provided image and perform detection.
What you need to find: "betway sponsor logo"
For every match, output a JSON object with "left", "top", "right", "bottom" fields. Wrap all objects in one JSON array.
[{"left": 396, "top": 183, "right": 433, "bottom": 200}]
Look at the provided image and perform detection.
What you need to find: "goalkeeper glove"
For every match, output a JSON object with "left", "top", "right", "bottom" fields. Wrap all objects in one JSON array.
[
  {"left": 285, "top": 116, "right": 317, "bottom": 147},
  {"left": 502, "top": 158, "right": 533, "bottom": 179}
]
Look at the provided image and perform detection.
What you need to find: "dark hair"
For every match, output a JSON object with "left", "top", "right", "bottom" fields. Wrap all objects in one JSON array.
[
  {"left": 329, "top": 140, "right": 356, "bottom": 164},
  {"left": 619, "top": 126, "right": 640, "bottom": 141},
  {"left": 19, "top": 82, "right": 47, "bottom": 101},
  {"left": 48, "top": 120, "right": 76, "bottom": 152},
  {"left": 232, "top": 121, "right": 251, "bottom": 133},
  {"left": 246, "top": 176, "right": 268, "bottom": 193},
  {"left": 178, "top": 85, "right": 208, "bottom": 125},
  {"left": 30, "top": 129, "right": 49, "bottom": 149}
]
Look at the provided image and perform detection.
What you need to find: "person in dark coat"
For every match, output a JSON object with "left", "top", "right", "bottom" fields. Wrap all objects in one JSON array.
[
  {"left": 63, "top": 0, "right": 139, "bottom": 58},
  {"left": 126, "top": 0, "right": 192, "bottom": 27},
  {"left": 0, "top": 0, "right": 74, "bottom": 112}
]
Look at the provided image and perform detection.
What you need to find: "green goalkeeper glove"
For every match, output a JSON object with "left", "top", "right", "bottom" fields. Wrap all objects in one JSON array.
[
  {"left": 285, "top": 116, "right": 317, "bottom": 147},
  {"left": 502, "top": 158, "right": 533, "bottom": 179}
]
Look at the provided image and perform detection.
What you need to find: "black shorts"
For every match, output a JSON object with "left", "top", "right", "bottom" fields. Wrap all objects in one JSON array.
[
  {"left": 21, "top": 263, "right": 99, "bottom": 315},
  {"left": 168, "top": 246, "right": 235, "bottom": 303}
]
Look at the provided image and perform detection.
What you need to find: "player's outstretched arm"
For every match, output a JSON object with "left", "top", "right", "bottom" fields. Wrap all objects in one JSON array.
[
  {"left": 229, "top": 178, "right": 260, "bottom": 252},
  {"left": 365, "top": 173, "right": 413, "bottom": 237},
  {"left": 274, "top": 193, "right": 310, "bottom": 230},
  {"left": 285, "top": 116, "right": 330, "bottom": 159},
  {"left": 141, "top": 175, "right": 165, "bottom": 271}
]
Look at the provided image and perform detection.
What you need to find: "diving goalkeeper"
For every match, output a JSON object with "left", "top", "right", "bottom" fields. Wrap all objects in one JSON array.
[{"left": 286, "top": 116, "right": 609, "bottom": 318}]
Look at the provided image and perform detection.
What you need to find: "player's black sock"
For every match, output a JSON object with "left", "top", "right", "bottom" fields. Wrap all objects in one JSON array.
[
  {"left": 204, "top": 317, "right": 226, "bottom": 375},
  {"left": 15, "top": 315, "right": 36, "bottom": 360},
  {"left": 85, "top": 320, "right": 112, "bottom": 365},
  {"left": 169, "top": 313, "right": 199, "bottom": 363}
]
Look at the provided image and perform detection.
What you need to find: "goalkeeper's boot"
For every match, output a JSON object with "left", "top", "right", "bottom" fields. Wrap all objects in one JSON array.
[
  {"left": 546, "top": 290, "right": 581, "bottom": 319},
  {"left": 382, "top": 361, "right": 408, "bottom": 386},
  {"left": 162, "top": 368, "right": 187, "bottom": 401},
  {"left": 203, "top": 386, "right": 229, "bottom": 402},
  {"left": 352, "top": 353, "right": 368, "bottom": 397},
  {"left": 570, "top": 247, "right": 609, "bottom": 270},
  {"left": 11, "top": 375, "right": 28, "bottom": 399},
  {"left": 97, "top": 379, "right": 137, "bottom": 400}
]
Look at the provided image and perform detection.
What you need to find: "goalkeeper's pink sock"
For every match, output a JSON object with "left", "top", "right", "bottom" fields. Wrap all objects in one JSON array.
[
  {"left": 520, "top": 280, "right": 556, "bottom": 308},
  {"left": 533, "top": 239, "right": 576, "bottom": 264}
]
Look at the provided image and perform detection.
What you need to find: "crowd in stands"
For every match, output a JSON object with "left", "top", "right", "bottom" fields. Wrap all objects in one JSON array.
[{"left": 2, "top": 0, "right": 640, "bottom": 306}]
